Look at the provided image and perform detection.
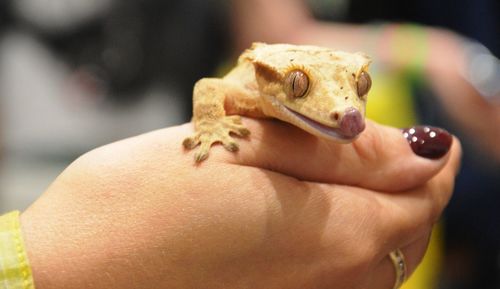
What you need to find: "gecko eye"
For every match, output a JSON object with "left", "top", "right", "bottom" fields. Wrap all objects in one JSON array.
[
  {"left": 285, "top": 70, "right": 309, "bottom": 98},
  {"left": 357, "top": 71, "right": 372, "bottom": 97}
]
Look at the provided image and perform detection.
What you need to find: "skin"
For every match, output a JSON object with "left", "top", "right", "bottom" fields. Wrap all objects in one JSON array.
[
  {"left": 183, "top": 43, "right": 371, "bottom": 162},
  {"left": 20, "top": 118, "right": 461, "bottom": 289}
]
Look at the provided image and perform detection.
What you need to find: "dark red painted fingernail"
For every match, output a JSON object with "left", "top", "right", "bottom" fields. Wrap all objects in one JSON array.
[{"left": 402, "top": 126, "right": 452, "bottom": 159}]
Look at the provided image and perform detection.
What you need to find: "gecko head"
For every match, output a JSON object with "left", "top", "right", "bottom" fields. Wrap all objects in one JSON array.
[{"left": 245, "top": 42, "right": 372, "bottom": 142}]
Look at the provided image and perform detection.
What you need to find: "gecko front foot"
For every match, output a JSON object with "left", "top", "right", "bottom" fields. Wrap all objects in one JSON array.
[{"left": 183, "top": 116, "right": 250, "bottom": 162}]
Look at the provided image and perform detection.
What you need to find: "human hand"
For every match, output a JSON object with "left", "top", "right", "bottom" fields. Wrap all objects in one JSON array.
[{"left": 20, "top": 119, "right": 460, "bottom": 289}]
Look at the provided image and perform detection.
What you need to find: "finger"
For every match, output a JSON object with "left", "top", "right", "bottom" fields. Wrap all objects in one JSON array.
[
  {"left": 175, "top": 122, "right": 460, "bottom": 250},
  {"left": 205, "top": 118, "right": 455, "bottom": 192},
  {"left": 375, "top": 136, "right": 461, "bottom": 252},
  {"left": 313, "top": 136, "right": 459, "bottom": 265},
  {"left": 371, "top": 232, "right": 432, "bottom": 289},
  {"left": 275, "top": 180, "right": 441, "bottom": 289}
]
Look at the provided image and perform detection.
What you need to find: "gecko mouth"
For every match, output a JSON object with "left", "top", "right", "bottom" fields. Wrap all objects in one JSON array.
[{"left": 281, "top": 106, "right": 356, "bottom": 141}]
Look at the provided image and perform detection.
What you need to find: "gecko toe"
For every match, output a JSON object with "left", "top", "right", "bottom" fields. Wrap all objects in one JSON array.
[
  {"left": 183, "top": 137, "right": 200, "bottom": 149},
  {"left": 227, "top": 115, "right": 243, "bottom": 124},
  {"left": 194, "top": 142, "right": 212, "bottom": 162},
  {"left": 237, "top": 127, "right": 251, "bottom": 137},
  {"left": 194, "top": 150, "right": 209, "bottom": 162},
  {"left": 230, "top": 127, "right": 250, "bottom": 137},
  {"left": 223, "top": 141, "right": 239, "bottom": 152}
]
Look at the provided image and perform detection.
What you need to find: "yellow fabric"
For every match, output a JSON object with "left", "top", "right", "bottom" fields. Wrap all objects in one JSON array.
[
  {"left": 0, "top": 211, "right": 35, "bottom": 289},
  {"left": 367, "top": 72, "right": 442, "bottom": 289}
]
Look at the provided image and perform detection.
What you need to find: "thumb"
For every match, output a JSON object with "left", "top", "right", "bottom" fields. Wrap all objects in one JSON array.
[{"left": 219, "top": 119, "right": 454, "bottom": 192}]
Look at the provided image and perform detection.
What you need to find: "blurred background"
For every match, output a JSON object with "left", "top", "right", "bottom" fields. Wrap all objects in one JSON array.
[{"left": 0, "top": 0, "right": 498, "bottom": 288}]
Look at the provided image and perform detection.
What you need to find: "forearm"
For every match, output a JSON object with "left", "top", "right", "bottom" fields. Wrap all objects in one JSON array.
[
  {"left": 427, "top": 70, "right": 500, "bottom": 161},
  {"left": 231, "top": 0, "right": 403, "bottom": 64},
  {"left": 424, "top": 29, "right": 500, "bottom": 161}
]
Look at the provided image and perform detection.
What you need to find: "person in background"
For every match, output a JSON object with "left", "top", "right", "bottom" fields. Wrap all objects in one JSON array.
[{"left": 0, "top": 0, "right": 229, "bottom": 210}]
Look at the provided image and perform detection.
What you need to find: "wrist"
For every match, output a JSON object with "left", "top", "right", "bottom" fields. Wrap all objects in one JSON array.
[{"left": 19, "top": 209, "right": 61, "bottom": 289}]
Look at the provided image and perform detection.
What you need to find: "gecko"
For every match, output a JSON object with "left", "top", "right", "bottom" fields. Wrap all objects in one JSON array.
[{"left": 183, "top": 42, "right": 372, "bottom": 162}]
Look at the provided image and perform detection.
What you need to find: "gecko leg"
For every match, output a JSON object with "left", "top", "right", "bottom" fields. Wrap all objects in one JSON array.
[{"left": 183, "top": 78, "right": 251, "bottom": 162}]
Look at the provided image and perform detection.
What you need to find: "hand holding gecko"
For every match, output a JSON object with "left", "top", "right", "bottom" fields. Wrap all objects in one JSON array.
[{"left": 20, "top": 116, "right": 460, "bottom": 289}]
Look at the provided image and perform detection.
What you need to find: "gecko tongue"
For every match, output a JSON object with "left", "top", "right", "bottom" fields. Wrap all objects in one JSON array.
[
  {"left": 285, "top": 107, "right": 361, "bottom": 141},
  {"left": 338, "top": 107, "right": 365, "bottom": 138}
]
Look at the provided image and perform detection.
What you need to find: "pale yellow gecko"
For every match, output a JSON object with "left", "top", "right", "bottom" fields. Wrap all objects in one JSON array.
[{"left": 183, "top": 42, "right": 372, "bottom": 162}]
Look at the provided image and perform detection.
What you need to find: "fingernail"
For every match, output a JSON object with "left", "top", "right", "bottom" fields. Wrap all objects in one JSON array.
[{"left": 402, "top": 126, "right": 452, "bottom": 159}]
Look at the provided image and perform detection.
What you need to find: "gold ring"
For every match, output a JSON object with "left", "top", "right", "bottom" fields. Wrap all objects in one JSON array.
[{"left": 389, "top": 249, "right": 407, "bottom": 289}]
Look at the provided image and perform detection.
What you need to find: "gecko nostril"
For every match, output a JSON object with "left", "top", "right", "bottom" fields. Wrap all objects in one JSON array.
[{"left": 330, "top": 112, "right": 340, "bottom": 121}]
